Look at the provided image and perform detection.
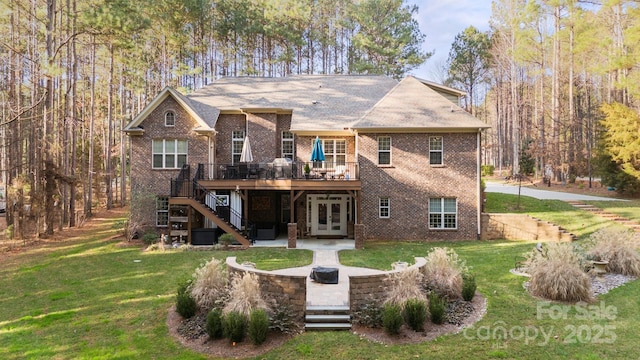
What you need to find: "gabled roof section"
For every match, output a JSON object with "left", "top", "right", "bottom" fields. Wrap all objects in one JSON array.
[
  {"left": 124, "top": 87, "right": 218, "bottom": 134},
  {"left": 186, "top": 75, "right": 398, "bottom": 134},
  {"left": 351, "top": 76, "right": 489, "bottom": 132}
]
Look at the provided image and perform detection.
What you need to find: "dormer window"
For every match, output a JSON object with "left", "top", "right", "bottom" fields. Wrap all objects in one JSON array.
[{"left": 165, "top": 111, "right": 175, "bottom": 126}]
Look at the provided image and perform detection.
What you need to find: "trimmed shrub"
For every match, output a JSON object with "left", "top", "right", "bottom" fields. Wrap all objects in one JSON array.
[
  {"left": 219, "top": 233, "right": 235, "bottom": 248},
  {"left": 224, "top": 311, "right": 247, "bottom": 343},
  {"left": 403, "top": 298, "right": 427, "bottom": 331},
  {"left": 224, "top": 272, "right": 268, "bottom": 317},
  {"left": 190, "top": 257, "right": 228, "bottom": 311},
  {"left": 528, "top": 242, "right": 592, "bottom": 302},
  {"left": 248, "top": 309, "right": 270, "bottom": 345},
  {"left": 461, "top": 273, "right": 477, "bottom": 301},
  {"left": 481, "top": 164, "right": 495, "bottom": 177},
  {"left": 206, "top": 308, "right": 224, "bottom": 339},
  {"left": 382, "top": 303, "right": 403, "bottom": 335},
  {"left": 429, "top": 293, "right": 446, "bottom": 325},
  {"left": 384, "top": 267, "right": 426, "bottom": 307},
  {"left": 423, "top": 247, "right": 467, "bottom": 299},
  {"left": 586, "top": 227, "right": 640, "bottom": 276},
  {"left": 176, "top": 292, "right": 197, "bottom": 319}
]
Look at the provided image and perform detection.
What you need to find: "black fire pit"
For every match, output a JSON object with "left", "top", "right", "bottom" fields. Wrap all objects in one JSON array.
[{"left": 310, "top": 266, "right": 339, "bottom": 284}]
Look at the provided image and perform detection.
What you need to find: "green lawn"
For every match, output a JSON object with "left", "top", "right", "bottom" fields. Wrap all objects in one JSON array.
[{"left": 1, "top": 199, "right": 639, "bottom": 359}]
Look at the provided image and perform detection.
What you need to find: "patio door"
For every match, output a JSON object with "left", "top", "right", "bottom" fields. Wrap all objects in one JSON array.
[{"left": 309, "top": 195, "right": 349, "bottom": 236}]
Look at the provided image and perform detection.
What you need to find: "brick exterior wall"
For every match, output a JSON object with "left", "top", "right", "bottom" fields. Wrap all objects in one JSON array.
[
  {"left": 226, "top": 257, "right": 306, "bottom": 321},
  {"left": 129, "top": 95, "right": 483, "bottom": 242},
  {"left": 129, "top": 96, "right": 211, "bottom": 227},
  {"left": 357, "top": 132, "right": 480, "bottom": 241}
]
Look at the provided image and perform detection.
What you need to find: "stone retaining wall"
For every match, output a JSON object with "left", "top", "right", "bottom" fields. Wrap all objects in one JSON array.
[
  {"left": 481, "top": 213, "right": 575, "bottom": 241},
  {"left": 226, "top": 257, "right": 306, "bottom": 321},
  {"left": 349, "top": 257, "right": 426, "bottom": 313}
]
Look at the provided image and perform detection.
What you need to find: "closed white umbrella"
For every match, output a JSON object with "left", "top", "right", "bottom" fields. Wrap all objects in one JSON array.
[{"left": 240, "top": 136, "right": 253, "bottom": 163}]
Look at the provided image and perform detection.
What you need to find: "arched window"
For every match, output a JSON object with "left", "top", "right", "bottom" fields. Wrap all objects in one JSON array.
[{"left": 165, "top": 111, "right": 175, "bottom": 126}]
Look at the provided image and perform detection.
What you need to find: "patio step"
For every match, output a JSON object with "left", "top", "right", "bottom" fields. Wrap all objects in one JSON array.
[{"left": 305, "top": 305, "right": 351, "bottom": 331}]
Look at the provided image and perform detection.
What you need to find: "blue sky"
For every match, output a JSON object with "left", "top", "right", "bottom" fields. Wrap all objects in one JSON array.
[{"left": 406, "top": 1, "right": 493, "bottom": 82}]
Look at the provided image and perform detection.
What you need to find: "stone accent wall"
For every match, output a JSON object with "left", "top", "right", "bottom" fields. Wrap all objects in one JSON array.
[
  {"left": 481, "top": 213, "right": 576, "bottom": 241},
  {"left": 226, "top": 257, "right": 306, "bottom": 321},
  {"left": 129, "top": 96, "right": 211, "bottom": 227},
  {"left": 357, "top": 132, "right": 480, "bottom": 241},
  {"left": 349, "top": 257, "right": 426, "bottom": 313}
]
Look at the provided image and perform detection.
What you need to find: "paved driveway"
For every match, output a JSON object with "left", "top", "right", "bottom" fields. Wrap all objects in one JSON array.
[{"left": 485, "top": 182, "right": 625, "bottom": 201}]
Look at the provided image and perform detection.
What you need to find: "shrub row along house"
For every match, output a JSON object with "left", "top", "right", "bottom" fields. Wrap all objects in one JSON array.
[{"left": 124, "top": 75, "right": 489, "bottom": 247}]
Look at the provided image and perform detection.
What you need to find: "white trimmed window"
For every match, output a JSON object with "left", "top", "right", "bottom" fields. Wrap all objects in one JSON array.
[
  {"left": 152, "top": 139, "right": 187, "bottom": 169},
  {"left": 156, "top": 196, "right": 169, "bottom": 227},
  {"left": 429, "top": 136, "right": 443, "bottom": 165},
  {"left": 378, "top": 136, "right": 391, "bottom": 165},
  {"left": 322, "top": 139, "right": 346, "bottom": 167},
  {"left": 232, "top": 131, "right": 245, "bottom": 164},
  {"left": 429, "top": 198, "right": 457, "bottom": 229},
  {"left": 282, "top": 131, "right": 294, "bottom": 159},
  {"left": 165, "top": 111, "right": 175, "bottom": 126},
  {"left": 379, "top": 197, "right": 390, "bottom": 218}
]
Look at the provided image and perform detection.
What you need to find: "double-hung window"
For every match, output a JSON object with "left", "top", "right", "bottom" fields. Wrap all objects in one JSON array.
[
  {"left": 152, "top": 139, "right": 187, "bottom": 169},
  {"left": 379, "top": 197, "right": 390, "bottom": 218},
  {"left": 378, "top": 136, "right": 391, "bottom": 165},
  {"left": 323, "top": 139, "right": 346, "bottom": 167},
  {"left": 282, "top": 132, "right": 294, "bottom": 160},
  {"left": 429, "top": 198, "right": 457, "bottom": 229},
  {"left": 156, "top": 196, "right": 169, "bottom": 227},
  {"left": 232, "top": 131, "right": 245, "bottom": 164},
  {"left": 429, "top": 136, "right": 443, "bottom": 165}
]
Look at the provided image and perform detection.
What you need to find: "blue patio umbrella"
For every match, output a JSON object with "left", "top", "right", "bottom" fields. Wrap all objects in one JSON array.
[{"left": 310, "top": 136, "right": 325, "bottom": 162}]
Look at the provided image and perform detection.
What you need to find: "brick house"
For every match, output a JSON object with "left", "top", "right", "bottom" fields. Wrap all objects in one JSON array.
[{"left": 124, "top": 75, "right": 489, "bottom": 247}]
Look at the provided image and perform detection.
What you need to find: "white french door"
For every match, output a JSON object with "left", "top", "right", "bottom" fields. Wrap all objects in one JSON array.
[{"left": 308, "top": 195, "right": 349, "bottom": 236}]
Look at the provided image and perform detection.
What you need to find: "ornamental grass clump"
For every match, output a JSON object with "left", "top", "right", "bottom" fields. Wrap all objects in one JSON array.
[
  {"left": 586, "top": 227, "right": 640, "bottom": 276},
  {"left": 527, "top": 242, "right": 592, "bottom": 302},
  {"left": 190, "top": 257, "right": 228, "bottom": 311},
  {"left": 223, "top": 272, "right": 269, "bottom": 317},
  {"left": 383, "top": 267, "right": 426, "bottom": 307},
  {"left": 423, "top": 247, "right": 467, "bottom": 299}
]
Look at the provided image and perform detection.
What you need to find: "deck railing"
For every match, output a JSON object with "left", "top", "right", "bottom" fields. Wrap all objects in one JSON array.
[{"left": 193, "top": 161, "right": 359, "bottom": 181}]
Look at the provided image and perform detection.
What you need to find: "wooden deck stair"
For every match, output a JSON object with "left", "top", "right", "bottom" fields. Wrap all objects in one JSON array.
[
  {"left": 304, "top": 306, "right": 351, "bottom": 331},
  {"left": 566, "top": 201, "right": 640, "bottom": 232},
  {"left": 169, "top": 197, "right": 252, "bottom": 248}
]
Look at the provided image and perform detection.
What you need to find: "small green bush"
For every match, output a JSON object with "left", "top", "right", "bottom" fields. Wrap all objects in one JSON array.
[
  {"left": 403, "top": 298, "right": 427, "bottom": 331},
  {"left": 142, "top": 231, "right": 158, "bottom": 244},
  {"left": 268, "top": 297, "right": 301, "bottom": 334},
  {"left": 352, "top": 300, "right": 383, "bottom": 328},
  {"left": 382, "top": 303, "right": 403, "bottom": 335},
  {"left": 224, "top": 311, "right": 247, "bottom": 343},
  {"left": 461, "top": 273, "right": 477, "bottom": 301},
  {"left": 429, "top": 293, "right": 446, "bottom": 325},
  {"left": 248, "top": 309, "right": 270, "bottom": 345},
  {"left": 481, "top": 164, "right": 495, "bottom": 176},
  {"left": 206, "top": 308, "right": 224, "bottom": 339},
  {"left": 176, "top": 292, "right": 197, "bottom": 319},
  {"left": 219, "top": 233, "right": 235, "bottom": 247}
]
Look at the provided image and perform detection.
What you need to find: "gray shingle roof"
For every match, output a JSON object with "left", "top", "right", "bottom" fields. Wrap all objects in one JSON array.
[
  {"left": 352, "top": 76, "right": 489, "bottom": 131},
  {"left": 186, "top": 75, "right": 398, "bottom": 132}
]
